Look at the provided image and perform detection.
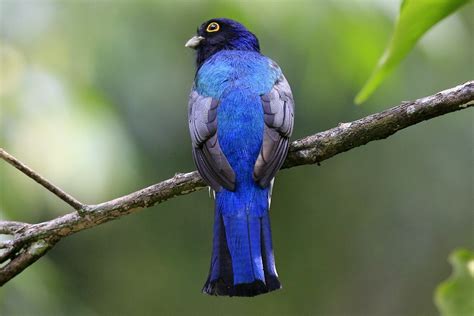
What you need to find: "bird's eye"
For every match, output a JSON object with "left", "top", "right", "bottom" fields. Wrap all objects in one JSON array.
[{"left": 206, "top": 22, "right": 220, "bottom": 33}]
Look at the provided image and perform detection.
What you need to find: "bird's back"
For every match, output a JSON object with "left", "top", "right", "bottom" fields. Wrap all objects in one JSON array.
[
  {"left": 196, "top": 50, "right": 281, "bottom": 99},
  {"left": 187, "top": 19, "right": 293, "bottom": 295},
  {"left": 195, "top": 50, "right": 279, "bottom": 215}
]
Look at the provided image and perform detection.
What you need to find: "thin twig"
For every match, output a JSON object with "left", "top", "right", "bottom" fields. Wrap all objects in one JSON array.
[
  {"left": 0, "top": 149, "right": 85, "bottom": 211},
  {"left": 0, "top": 80, "right": 472, "bottom": 286}
]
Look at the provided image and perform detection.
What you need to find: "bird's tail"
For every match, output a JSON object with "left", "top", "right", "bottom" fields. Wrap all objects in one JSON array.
[{"left": 202, "top": 190, "right": 281, "bottom": 297}]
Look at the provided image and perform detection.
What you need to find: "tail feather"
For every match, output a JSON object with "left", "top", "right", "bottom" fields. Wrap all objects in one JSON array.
[
  {"left": 261, "top": 213, "right": 281, "bottom": 290},
  {"left": 223, "top": 215, "right": 264, "bottom": 284},
  {"left": 203, "top": 211, "right": 233, "bottom": 295},
  {"left": 203, "top": 196, "right": 281, "bottom": 297}
]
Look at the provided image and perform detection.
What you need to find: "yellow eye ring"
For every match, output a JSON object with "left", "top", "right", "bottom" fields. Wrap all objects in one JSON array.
[{"left": 206, "top": 22, "right": 220, "bottom": 33}]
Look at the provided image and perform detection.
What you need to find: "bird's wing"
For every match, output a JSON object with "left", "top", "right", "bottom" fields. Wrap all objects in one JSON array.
[
  {"left": 188, "top": 90, "right": 236, "bottom": 192},
  {"left": 253, "top": 73, "right": 295, "bottom": 188}
]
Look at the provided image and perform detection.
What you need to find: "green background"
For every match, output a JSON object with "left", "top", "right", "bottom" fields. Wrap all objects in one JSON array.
[{"left": 0, "top": 0, "right": 472, "bottom": 315}]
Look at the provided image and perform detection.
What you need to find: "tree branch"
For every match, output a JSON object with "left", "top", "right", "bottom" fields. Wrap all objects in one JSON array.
[
  {"left": 0, "top": 149, "right": 85, "bottom": 211},
  {"left": 0, "top": 81, "right": 472, "bottom": 286}
]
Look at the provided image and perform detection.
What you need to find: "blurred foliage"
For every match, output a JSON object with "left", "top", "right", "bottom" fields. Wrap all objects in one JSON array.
[
  {"left": 0, "top": 0, "right": 473, "bottom": 315},
  {"left": 435, "top": 249, "right": 474, "bottom": 316},
  {"left": 355, "top": 0, "right": 471, "bottom": 104}
]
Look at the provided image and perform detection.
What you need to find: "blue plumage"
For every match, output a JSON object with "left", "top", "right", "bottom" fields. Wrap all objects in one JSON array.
[{"left": 187, "top": 18, "right": 294, "bottom": 296}]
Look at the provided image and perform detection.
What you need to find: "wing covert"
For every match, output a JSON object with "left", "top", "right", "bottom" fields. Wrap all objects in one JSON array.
[
  {"left": 253, "top": 74, "right": 295, "bottom": 188},
  {"left": 188, "top": 90, "right": 235, "bottom": 191}
]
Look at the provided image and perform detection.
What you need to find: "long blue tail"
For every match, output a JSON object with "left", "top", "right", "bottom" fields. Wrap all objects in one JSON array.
[{"left": 202, "top": 188, "right": 281, "bottom": 297}]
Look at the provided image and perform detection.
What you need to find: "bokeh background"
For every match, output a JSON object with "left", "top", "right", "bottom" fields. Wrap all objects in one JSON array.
[{"left": 0, "top": 0, "right": 472, "bottom": 315}]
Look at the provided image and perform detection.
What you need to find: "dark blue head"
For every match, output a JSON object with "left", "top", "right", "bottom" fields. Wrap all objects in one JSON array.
[{"left": 185, "top": 18, "right": 260, "bottom": 68}]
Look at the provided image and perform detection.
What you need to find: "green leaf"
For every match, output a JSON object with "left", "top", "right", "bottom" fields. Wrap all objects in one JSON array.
[
  {"left": 435, "top": 249, "right": 474, "bottom": 316},
  {"left": 355, "top": 0, "right": 470, "bottom": 104}
]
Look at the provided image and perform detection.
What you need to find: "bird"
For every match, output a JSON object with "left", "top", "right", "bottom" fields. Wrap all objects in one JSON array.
[{"left": 186, "top": 18, "right": 294, "bottom": 297}]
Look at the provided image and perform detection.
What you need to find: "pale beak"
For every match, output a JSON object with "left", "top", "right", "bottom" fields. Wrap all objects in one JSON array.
[{"left": 185, "top": 36, "right": 205, "bottom": 49}]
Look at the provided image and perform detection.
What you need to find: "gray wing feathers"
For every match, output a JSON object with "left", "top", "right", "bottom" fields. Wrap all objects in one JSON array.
[
  {"left": 189, "top": 91, "right": 235, "bottom": 191},
  {"left": 189, "top": 92, "right": 217, "bottom": 144},
  {"left": 254, "top": 75, "right": 295, "bottom": 188}
]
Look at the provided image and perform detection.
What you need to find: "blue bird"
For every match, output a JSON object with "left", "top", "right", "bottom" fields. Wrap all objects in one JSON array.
[{"left": 186, "top": 18, "right": 294, "bottom": 297}]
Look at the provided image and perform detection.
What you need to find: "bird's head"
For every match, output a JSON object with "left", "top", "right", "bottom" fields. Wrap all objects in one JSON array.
[{"left": 185, "top": 18, "right": 260, "bottom": 68}]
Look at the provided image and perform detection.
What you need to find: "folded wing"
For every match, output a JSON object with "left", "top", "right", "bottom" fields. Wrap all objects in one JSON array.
[
  {"left": 188, "top": 90, "right": 236, "bottom": 191},
  {"left": 253, "top": 74, "right": 295, "bottom": 188}
]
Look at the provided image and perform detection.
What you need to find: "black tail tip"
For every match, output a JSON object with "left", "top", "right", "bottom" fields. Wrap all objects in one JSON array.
[{"left": 202, "top": 277, "right": 282, "bottom": 297}]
